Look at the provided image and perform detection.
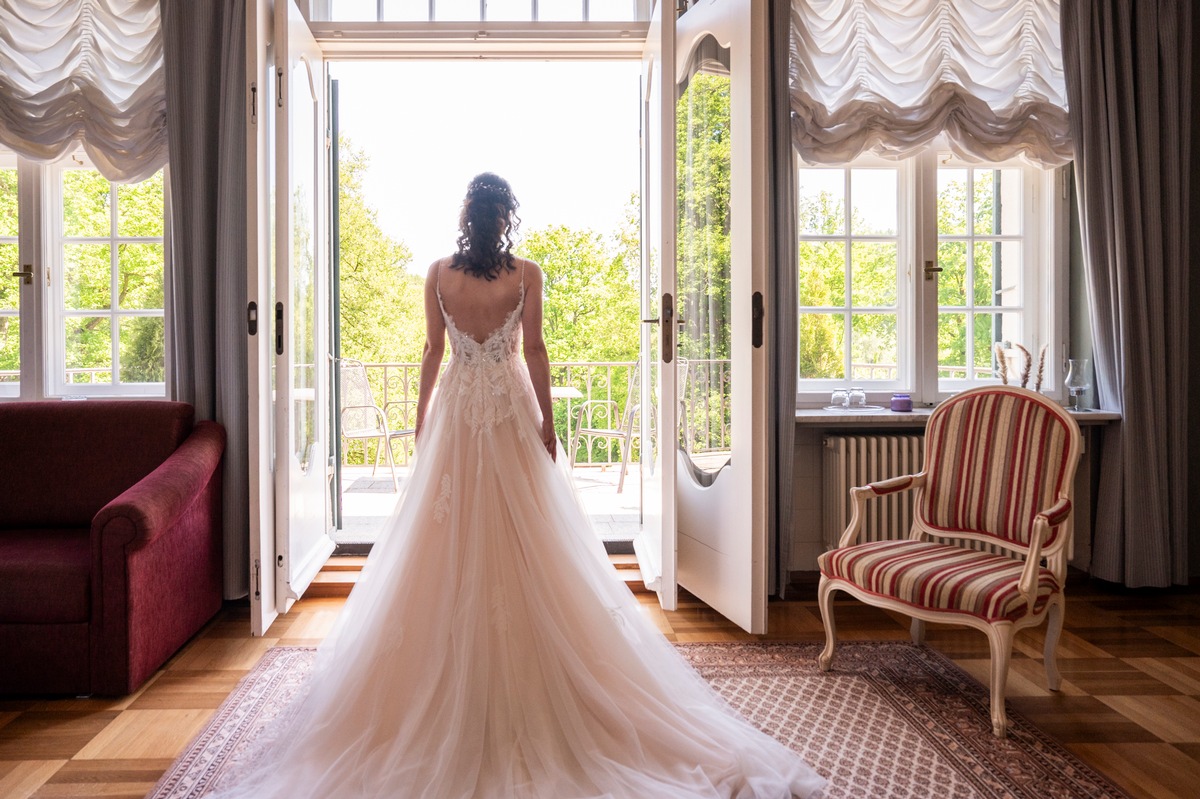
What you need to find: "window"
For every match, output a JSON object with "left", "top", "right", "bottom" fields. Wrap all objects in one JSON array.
[
  {"left": 324, "top": 0, "right": 641, "bottom": 22},
  {"left": 0, "top": 148, "right": 167, "bottom": 399},
  {"left": 796, "top": 147, "right": 1065, "bottom": 406},
  {"left": 0, "top": 154, "right": 18, "bottom": 394}
]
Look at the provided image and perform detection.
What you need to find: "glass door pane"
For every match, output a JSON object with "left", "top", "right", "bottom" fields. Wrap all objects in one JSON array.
[
  {"left": 676, "top": 36, "right": 731, "bottom": 480},
  {"left": 0, "top": 158, "right": 18, "bottom": 396}
]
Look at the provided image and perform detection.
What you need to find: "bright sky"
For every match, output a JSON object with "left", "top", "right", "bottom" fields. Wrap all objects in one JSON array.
[{"left": 329, "top": 60, "right": 642, "bottom": 273}]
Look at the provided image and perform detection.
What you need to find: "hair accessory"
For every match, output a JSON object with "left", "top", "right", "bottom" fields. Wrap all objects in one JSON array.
[{"left": 468, "top": 181, "right": 510, "bottom": 197}]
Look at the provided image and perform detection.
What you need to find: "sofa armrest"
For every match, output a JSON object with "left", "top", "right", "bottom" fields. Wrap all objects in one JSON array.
[{"left": 92, "top": 420, "right": 226, "bottom": 549}]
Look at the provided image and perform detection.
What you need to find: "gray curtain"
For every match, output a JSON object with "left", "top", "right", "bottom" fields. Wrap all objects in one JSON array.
[
  {"left": 771, "top": 0, "right": 799, "bottom": 598},
  {"left": 161, "top": 0, "right": 249, "bottom": 598},
  {"left": 1062, "top": 0, "right": 1191, "bottom": 586}
]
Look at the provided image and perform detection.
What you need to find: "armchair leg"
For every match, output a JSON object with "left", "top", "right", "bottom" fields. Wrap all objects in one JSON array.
[
  {"left": 817, "top": 578, "right": 838, "bottom": 671},
  {"left": 1043, "top": 598, "right": 1065, "bottom": 692},
  {"left": 910, "top": 618, "right": 926, "bottom": 645},
  {"left": 371, "top": 437, "right": 383, "bottom": 477},
  {"left": 617, "top": 439, "right": 632, "bottom": 494},
  {"left": 384, "top": 438, "right": 399, "bottom": 492},
  {"left": 985, "top": 624, "right": 1016, "bottom": 738},
  {"left": 569, "top": 429, "right": 582, "bottom": 468}
]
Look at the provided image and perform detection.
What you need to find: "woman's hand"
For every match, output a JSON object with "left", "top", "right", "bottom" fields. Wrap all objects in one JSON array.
[{"left": 541, "top": 420, "right": 557, "bottom": 462}]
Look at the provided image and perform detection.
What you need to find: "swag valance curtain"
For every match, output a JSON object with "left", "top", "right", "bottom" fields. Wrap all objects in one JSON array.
[
  {"left": 789, "top": 0, "right": 1072, "bottom": 166},
  {"left": 0, "top": 0, "right": 166, "bottom": 182}
]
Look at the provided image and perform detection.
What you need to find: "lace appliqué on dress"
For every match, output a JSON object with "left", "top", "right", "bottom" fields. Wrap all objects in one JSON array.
[{"left": 432, "top": 474, "right": 452, "bottom": 523}]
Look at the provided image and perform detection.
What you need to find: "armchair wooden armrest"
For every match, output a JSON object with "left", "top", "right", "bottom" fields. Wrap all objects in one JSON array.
[{"left": 837, "top": 473, "right": 926, "bottom": 549}]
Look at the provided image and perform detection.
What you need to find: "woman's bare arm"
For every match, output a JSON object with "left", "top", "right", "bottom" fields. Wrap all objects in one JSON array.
[
  {"left": 416, "top": 260, "right": 447, "bottom": 440},
  {"left": 520, "top": 263, "right": 556, "bottom": 461}
]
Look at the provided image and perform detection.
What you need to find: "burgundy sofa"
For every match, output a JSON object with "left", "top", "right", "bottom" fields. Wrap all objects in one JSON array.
[{"left": 0, "top": 400, "right": 225, "bottom": 696}]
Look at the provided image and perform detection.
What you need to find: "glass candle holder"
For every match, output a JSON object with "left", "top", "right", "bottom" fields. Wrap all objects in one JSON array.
[{"left": 1064, "top": 358, "right": 1091, "bottom": 411}]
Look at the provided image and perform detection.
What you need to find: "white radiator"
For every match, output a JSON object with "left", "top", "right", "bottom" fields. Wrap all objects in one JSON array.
[{"left": 822, "top": 434, "right": 924, "bottom": 550}]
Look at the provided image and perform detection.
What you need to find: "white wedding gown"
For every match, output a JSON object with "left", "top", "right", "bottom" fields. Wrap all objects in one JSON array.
[{"left": 208, "top": 278, "right": 826, "bottom": 799}]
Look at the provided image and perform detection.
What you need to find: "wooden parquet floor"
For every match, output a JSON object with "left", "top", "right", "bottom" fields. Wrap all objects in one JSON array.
[{"left": 1, "top": 570, "right": 1198, "bottom": 798}]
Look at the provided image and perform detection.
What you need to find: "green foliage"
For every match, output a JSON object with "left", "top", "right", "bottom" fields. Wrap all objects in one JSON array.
[
  {"left": 336, "top": 138, "right": 424, "bottom": 363},
  {"left": 59, "top": 168, "right": 165, "bottom": 385},
  {"left": 936, "top": 173, "right": 997, "bottom": 378},
  {"left": 796, "top": 186, "right": 899, "bottom": 381},
  {"left": 0, "top": 165, "right": 17, "bottom": 376},
  {"left": 517, "top": 221, "right": 640, "bottom": 364},
  {"left": 676, "top": 73, "right": 731, "bottom": 364}
]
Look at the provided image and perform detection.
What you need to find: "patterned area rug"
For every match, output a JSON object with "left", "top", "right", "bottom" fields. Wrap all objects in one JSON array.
[{"left": 150, "top": 642, "right": 1129, "bottom": 799}]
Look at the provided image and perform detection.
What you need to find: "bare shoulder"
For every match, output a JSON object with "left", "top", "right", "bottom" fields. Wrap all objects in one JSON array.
[
  {"left": 516, "top": 258, "right": 543, "bottom": 286},
  {"left": 426, "top": 256, "right": 452, "bottom": 283}
]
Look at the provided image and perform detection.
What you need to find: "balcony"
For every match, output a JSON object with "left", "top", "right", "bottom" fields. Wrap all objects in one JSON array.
[{"left": 336, "top": 359, "right": 733, "bottom": 546}]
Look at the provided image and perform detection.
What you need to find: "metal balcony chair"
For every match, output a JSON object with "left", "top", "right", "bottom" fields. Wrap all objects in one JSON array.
[
  {"left": 339, "top": 358, "right": 416, "bottom": 491},
  {"left": 817, "top": 385, "right": 1082, "bottom": 738},
  {"left": 568, "top": 365, "right": 640, "bottom": 493}
]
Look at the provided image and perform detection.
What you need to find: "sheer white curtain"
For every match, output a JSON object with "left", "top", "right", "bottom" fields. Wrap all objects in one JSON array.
[
  {"left": 789, "top": 0, "right": 1071, "bottom": 166},
  {"left": 0, "top": 0, "right": 166, "bottom": 182}
]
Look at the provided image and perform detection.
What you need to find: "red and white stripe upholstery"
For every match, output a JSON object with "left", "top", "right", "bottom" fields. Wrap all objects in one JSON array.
[
  {"left": 920, "top": 389, "right": 1074, "bottom": 547},
  {"left": 817, "top": 386, "right": 1082, "bottom": 738},
  {"left": 818, "top": 540, "right": 1059, "bottom": 622}
]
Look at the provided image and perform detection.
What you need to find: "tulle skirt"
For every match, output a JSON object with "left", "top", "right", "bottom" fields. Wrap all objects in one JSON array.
[{"left": 207, "top": 365, "right": 826, "bottom": 798}]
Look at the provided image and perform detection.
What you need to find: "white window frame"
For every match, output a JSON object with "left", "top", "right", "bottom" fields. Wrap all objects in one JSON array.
[
  {"left": 794, "top": 154, "right": 913, "bottom": 400},
  {"left": 0, "top": 148, "right": 168, "bottom": 400},
  {"left": 796, "top": 146, "right": 1069, "bottom": 409},
  {"left": 0, "top": 151, "right": 22, "bottom": 398}
]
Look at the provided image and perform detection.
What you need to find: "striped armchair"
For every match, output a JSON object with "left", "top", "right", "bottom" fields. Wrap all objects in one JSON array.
[{"left": 817, "top": 385, "right": 1082, "bottom": 738}]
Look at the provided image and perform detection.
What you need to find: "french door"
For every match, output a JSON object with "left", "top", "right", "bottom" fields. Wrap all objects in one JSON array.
[
  {"left": 639, "top": 0, "right": 772, "bottom": 633},
  {"left": 246, "top": 0, "right": 334, "bottom": 634}
]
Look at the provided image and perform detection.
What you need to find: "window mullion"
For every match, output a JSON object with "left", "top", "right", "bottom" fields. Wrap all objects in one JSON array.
[{"left": 110, "top": 182, "right": 121, "bottom": 387}]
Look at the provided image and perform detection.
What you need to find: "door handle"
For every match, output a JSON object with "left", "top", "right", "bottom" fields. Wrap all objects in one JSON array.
[
  {"left": 11, "top": 264, "right": 32, "bottom": 285},
  {"left": 275, "top": 302, "right": 284, "bottom": 355},
  {"left": 923, "top": 260, "right": 943, "bottom": 282},
  {"left": 661, "top": 293, "right": 673, "bottom": 364}
]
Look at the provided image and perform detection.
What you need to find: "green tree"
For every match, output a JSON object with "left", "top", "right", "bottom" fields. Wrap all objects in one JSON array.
[
  {"left": 516, "top": 213, "right": 641, "bottom": 453},
  {"left": 0, "top": 166, "right": 19, "bottom": 379},
  {"left": 59, "top": 168, "right": 166, "bottom": 384},
  {"left": 337, "top": 138, "right": 424, "bottom": 364},
  {"left": 518, "top": 222, "right": 640, "bottom": 364}
]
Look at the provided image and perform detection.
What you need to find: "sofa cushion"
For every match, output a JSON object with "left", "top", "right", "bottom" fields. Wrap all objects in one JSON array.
[
  {"left": 0, "top": 401, "right": 194, "bottom": 527},
  {"left": 0, "top": 528, "right": 91, "bottom": 623}
]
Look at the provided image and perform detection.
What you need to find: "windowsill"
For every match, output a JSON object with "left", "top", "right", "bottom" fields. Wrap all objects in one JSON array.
[{"left": 795, "top": 407, "right": 1120, "bottom": 426}]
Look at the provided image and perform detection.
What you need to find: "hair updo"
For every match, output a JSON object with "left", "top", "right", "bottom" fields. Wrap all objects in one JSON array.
[{"left": 451, "top": 172, "right": 521, "bottom": 281}]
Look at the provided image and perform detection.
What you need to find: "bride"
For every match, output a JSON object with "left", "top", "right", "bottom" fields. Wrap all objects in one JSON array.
[{"left": 209, "top": 174, "right": 826, "bottom": 799}]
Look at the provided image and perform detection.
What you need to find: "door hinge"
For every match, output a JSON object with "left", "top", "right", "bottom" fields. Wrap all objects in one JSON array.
[
  {"left": 247, "top": 301, "right": 258, "bottom": 336},
  {"left": 276, "top": 68, "right": 284, "bottom": 108},
  {"left": 250, "top": 82, "right": 257, "bottom": 125},
  {"left": 751, "top": 291, "right": 764, "bottom": 349},
  {"left": 253, "top": 558, "right": 261, "bottom": 599}
]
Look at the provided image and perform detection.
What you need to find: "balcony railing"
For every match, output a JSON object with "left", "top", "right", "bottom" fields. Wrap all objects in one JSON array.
[{"left": 347, "top": 359, "right": 736, "bottom": 468}]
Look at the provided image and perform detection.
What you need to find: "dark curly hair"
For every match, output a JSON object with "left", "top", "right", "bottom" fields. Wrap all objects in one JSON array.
[{"left": 451, "top": 172, "right": 521, "bottom": 280}]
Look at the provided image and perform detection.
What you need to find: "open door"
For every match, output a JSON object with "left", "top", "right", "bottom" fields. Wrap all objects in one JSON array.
[
  {"left": 672, "top": 0, "right": 771, "bottom": 633},
  {"left": 245, "top": 0, "right": 277, "bottom": 635},
  {"left": 247, "top": 0, "right": 334, "bottom": 633},
  {"left": 274, "top": 0, "right": 335, "bottom": 613},
  {"left": 634, "top": 0, "right": 678, "bottom": 612}
]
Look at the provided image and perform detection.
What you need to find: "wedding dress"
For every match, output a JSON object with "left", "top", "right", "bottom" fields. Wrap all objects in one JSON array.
[{"left": 208, "top": 269, "right": 826, "bottom": 799}]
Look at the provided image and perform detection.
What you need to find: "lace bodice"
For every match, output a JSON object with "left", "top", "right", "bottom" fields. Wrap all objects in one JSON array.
[{"left": 436, "top": 274, "right": 526, "bottom": 434}]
